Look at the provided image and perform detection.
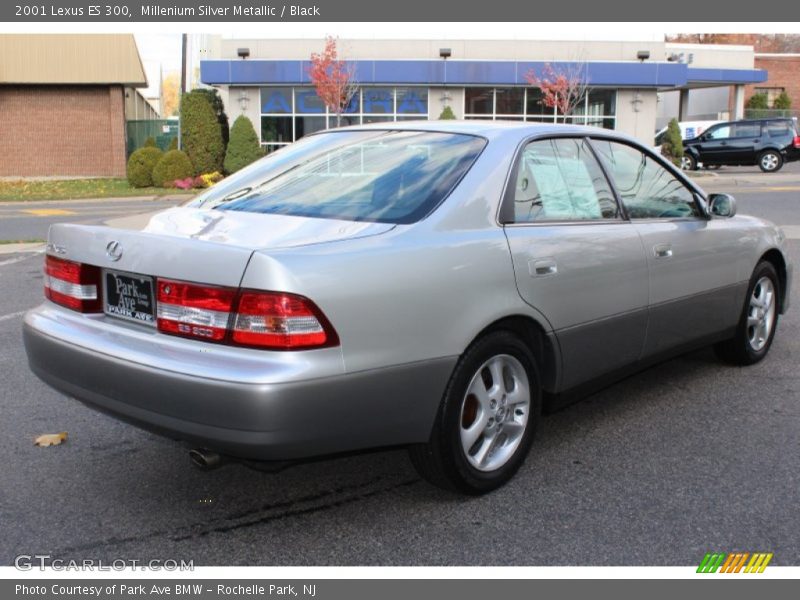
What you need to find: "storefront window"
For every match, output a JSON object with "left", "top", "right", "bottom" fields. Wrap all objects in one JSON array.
[
  {"left": 465, "top": 88, "right": 493, "bottom": 114},
  {"left": 465, "top": 87, "right": 617, "bottom": 129},
  {"left": 495, "top": 88, "right": 524, "bottom": 116},
  {"left": 259, "top": 86, "right": 430, "bottom": 149}
]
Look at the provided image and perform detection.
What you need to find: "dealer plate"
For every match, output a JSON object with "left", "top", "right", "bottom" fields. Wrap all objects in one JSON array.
[{"left": 103, "top": 269, "right": 156, "bottom": 326}]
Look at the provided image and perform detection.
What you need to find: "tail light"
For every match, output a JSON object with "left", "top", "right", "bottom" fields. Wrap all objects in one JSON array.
[
  {"left": 44, "top": 255, "right": 101, "bottom": 313},
  {"left": 156, "top": 278, "right": 338, "bottom": 350},
  {"left": 793, "top": 135, "right": 800, "bottom": 149},
  {"left": 232, "top": 292, "right": 337, "bottom": 349},
  {"left": 156, "top": 279, "right": 236, "bottom": 342}
]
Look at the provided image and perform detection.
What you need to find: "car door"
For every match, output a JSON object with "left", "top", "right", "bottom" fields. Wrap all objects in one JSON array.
[
  {"left": 590, "top": 138, "right": 747, "bottom": 357},
  {"left": 502, "top": 137, "right": 649, "bottom": 391},
  {"left": 726, "top": 121, "right": 763, "bottom": 163},
  {"left": 693, "top": 123, "right": 733, "bottom": 164}
]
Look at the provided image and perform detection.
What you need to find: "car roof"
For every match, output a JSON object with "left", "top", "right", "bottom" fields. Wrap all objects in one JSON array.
[
  {"left": 717, "top": 118, "right": 794, "bottom": 125},
  {"left": 328, "top": 119, "right": 613, "bottom": 141}
]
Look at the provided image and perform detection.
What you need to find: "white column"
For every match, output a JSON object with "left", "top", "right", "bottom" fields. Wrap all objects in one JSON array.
[
  {"left": 733, "top": 85, "right": 746, "bottom": 120},
  {"left": 678, "top": 89, "right": 690, "bottom": 121}
]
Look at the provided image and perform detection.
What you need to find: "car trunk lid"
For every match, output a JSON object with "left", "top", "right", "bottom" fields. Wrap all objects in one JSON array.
[{"left": 46, "top": 208, "right": 395, "bottom": 288}]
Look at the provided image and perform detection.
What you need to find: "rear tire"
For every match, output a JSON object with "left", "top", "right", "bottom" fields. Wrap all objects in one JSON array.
[
  {"left": 409, "top": 330, "right": 541, "bottom": 495},
  {"left": 758, "top": 150, "right": 783, "bottom": 173},
  {"left": 715, "top": 261, "right": 780, "bottom": 365}
]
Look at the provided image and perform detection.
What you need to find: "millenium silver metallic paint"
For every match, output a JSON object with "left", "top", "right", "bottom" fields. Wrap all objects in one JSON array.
[{"left": 22, "top": 121, "right": 793, "bottom": 462}]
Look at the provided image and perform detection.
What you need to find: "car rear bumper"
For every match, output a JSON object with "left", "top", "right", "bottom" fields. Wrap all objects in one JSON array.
[{"left": 23, "top": 305, "right": 455, "bottom": 460}]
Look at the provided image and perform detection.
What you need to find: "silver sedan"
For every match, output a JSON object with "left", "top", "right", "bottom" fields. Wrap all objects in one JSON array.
[{"left": 23, "top": 122, "right": 792, "bottom": 494}]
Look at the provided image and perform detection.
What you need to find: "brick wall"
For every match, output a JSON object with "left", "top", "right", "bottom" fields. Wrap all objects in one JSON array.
[
  {"left": 0, "top": 85, "right": 127, "bottom": 177},
  {"left": 745, "top": 56, "right": 800, "bottom": 109}
]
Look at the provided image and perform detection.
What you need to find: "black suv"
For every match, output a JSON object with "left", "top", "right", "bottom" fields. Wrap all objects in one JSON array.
[{"left": 683, "top": 118, "right": 800, "bottom": 172}]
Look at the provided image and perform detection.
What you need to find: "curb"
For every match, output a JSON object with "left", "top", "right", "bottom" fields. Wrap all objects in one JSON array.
[
  {"left": 0, "top": 194, "right": 191, "bottom": 206},
  {"left": 0, "top": 242, "right": 46, "bottom": 255}
]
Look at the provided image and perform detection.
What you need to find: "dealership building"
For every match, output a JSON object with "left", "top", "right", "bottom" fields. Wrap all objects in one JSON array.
[{"left": 198, "top": 36, "right": 768, "bottom": 152}]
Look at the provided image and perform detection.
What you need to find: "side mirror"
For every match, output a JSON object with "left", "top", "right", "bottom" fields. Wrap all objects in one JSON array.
[{"left": 709, "top": 193, "right": 737, "bottom": 217}]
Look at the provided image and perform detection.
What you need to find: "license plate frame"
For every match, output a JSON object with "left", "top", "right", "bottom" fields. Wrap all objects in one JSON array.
[{"left": 102, "top": 269, "right": 156, "bottom": 327}]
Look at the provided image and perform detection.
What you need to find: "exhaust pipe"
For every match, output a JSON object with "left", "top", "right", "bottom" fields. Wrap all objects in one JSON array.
[{"left": 188, "top": 448, "right": 224, "bottom": 470}]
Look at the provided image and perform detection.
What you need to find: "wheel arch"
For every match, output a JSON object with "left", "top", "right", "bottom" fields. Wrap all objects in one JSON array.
[
  {"left": 759, "top": 248, "right": 788, "bottom": 313},
  {"left": 466, "top": 315, "right": 560, "bottom": 393}
]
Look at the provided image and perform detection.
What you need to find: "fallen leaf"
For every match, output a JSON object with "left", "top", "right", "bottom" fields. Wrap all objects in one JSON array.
[{"left": 34, "top": 432, "right": 68, "bottom": 447}]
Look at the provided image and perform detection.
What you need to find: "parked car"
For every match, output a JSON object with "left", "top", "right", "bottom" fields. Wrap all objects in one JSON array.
[
  {"left": 682, "top": 118, "right": 800, "bottom": 172},
  {"left": 654, "top": 120, "right": 722, "bottom": 147},
  {"left": 654, "top": 120, "right": 723, "bottom": 170},
  {"left": 24, "top": 122, "right": 792, "bottom": 494}
]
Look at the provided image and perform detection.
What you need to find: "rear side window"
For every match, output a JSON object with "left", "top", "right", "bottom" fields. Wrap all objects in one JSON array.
[
  {"left": 765, "top": 121, "right": 791, "bottom": 137},
  {"left": 732, "top": 123, "right": 761, "bottom": 138},
  {"left": 512, "top": 138, "right": 619, "bottom": 223},
  {"left": 592, "top": 140, "right": 700, "bottom": 219},
  {"left": 217, "top": 130, "right": 486, "bottom": 224}
]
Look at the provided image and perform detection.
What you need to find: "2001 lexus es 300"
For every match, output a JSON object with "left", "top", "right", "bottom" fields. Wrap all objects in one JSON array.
[{"left": 23, "top": 122, "right": 791, "bottom": 494}]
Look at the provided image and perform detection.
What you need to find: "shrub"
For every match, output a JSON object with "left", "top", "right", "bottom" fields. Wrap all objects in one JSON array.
[
  {"left": 224, "top": 116, "right": 265, "bottom": 174},
  {"left": 192, "top": 88, "right": 230, "bottom": 148},
  {"left": 126, "top": 147, "right": 163, "bottom": 188},
  {"left": 746, "top": 93, "right": 768, "bottom": 110},
  {"left": 143, "top": 136, "right": 157, "bottom": 148},
  {"left": 198, "top": 171, "right": 224, "bottom": 187},
  {"left": 773, "top": 91, "right": 792, "bottom": 110},
  {"left": 438, "top": 106, "right": 457, "bottom": 120},
  {"left": 152, "top": 150, "right": 194, "bottom": 188},
  {"left": 660, "top": 118, "right": 684, "bottom": 167},
  {"left": 168, "top": 136, "right": 179, "bottom": 151},
  {"left": 180, "top": 90, "right": 225, "bottom": 175}
]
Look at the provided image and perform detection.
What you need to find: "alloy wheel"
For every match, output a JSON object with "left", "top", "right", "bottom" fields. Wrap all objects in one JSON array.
[
  {"left": 761, "top": 153, "right": 779, "bottom": 172},
  {"left": 747, "top": 276, "right": 776, "bottom": 352},
  {"left": 459, "top": 354, "right": 530, "bottom": 472}
]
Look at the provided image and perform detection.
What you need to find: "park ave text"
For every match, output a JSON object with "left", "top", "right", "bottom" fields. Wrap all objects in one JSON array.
[{"left": 16, "top": 584, "right": 317, "bottom": 597}]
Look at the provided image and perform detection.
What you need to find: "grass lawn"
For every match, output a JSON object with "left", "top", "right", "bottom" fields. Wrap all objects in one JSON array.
[
  {"left": 0, "top": 238, "right": 46, "bottom": 245},
  {"left": 0, "top": 178, "right": 195, "bottom": 201}
]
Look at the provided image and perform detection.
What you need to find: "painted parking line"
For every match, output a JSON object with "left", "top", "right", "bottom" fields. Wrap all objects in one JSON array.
[
  {"left": 0, "top": 310, "right": 26, "bottom": 323},
  {"left": 780, "top": 225, "right": 800, "bottom": 240},
  {"left": 21, "top": 208, "right": 77, "bottom": 216}
]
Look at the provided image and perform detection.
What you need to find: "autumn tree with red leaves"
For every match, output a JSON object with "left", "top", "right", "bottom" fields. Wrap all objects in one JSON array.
[
  {"left": 525, "top": 63, "right": 588, "bottom": 122},
  {"left": 308, "top": 36, "right": 359, "bottom": 127}
]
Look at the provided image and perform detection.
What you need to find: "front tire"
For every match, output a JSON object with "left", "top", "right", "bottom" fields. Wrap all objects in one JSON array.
[
  {"left": 758, "top": 150, "right": 783, "bottom": 173},
  {"left": 409, "top": 330, "right": 541, "bottom": 494},
  {"left": 715, "top": 261, "right": 780, "bottom": 365}
]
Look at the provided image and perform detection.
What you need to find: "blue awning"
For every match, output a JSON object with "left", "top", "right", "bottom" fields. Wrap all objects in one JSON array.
[{"left": 201, "top": 59, "right": 766, "bottom": 89}]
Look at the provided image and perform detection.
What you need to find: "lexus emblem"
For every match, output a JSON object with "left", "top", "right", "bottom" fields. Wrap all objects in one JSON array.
[{"left": 106, "top": 240, "right": 123, "bottom": 262}]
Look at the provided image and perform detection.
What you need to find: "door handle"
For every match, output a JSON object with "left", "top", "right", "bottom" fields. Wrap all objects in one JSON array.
[
  {"left": 529, "top": 258, "right": 558, "bottom": 277},
  {"left": 653, "top": 244, "right": 673, "bottom": 259}
]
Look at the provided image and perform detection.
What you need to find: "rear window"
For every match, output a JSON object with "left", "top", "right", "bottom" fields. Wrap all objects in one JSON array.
[{"left": 213, "top": 130, "right": 486, "bottom": 224}]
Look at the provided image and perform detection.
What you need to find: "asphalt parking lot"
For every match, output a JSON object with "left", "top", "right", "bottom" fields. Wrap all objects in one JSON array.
[{"left": 1, "top": 173, "right": 799, "bottom": 566}]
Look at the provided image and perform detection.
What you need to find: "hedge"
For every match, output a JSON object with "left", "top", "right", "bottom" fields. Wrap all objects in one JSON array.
[{"left": 126, "top": 147, "right": 163, "bottom": 188}]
